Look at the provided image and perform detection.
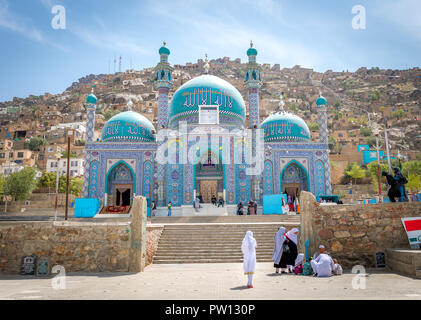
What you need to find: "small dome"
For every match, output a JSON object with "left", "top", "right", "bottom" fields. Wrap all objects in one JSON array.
[
  {"left": 159, "top": 46, "right": 170, "bottom": 56},
  {"left": 86, "top": 93, "right": 97, "bottom": 104},
  {"left": 247, "top": 47, "right": 258, "bottom": 56},
  {"left": 261, "top": 112, "right": 311, "bottom": 142},
  {"left": 101, "top": 111, "right": 156, "bottom": 142},
  {"left": 316, "top": 96, "right": 327, "bottom": 106}
]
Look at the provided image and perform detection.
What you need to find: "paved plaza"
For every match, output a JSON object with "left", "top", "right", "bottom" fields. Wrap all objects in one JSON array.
[{"left": 0, "top": 263, "right": 420, "bottom": 300}]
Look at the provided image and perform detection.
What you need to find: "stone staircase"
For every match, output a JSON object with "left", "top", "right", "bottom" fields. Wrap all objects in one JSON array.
[
  {"left": 153, "top": 221, "right": 300, "bottom": 264},
  {"left": 386, "top": 248, "right": 421, "bottom": 279}
]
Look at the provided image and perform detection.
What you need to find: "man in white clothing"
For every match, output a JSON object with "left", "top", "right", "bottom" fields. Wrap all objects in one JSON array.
[{"left": 311, "top": 245, "right": 335, "bottom": 277}]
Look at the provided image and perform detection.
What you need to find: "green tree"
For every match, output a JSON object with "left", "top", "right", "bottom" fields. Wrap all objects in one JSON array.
[
  {"left": 0, "top": 174, "right": 5, "bottom": 198},
  {"left": 406, "top": 174, "right": 421, "bottom": 192},
  {"left": 366, "top": 135, "right": 384, "bottom": 148},
  {"left": 346, "top": 163, "right": 366, "bottom": 185},
  {"left": 60, "top": 151, "right": 77, "bottom": 158},
  {"left": 309, "top": 123, "right": 319, "bottom": 131},
  {"left": 38, "top": 171, "right": 57, "bottom": 189},
  {"left": 26, "top": 137, "right": 48, "bottom": 151},
  {"left": 103, "top": 109, "right": 121, "bottom": 121},
  {"left": 5, "top": 167, "right": 37, "bottom": 201},
  {"left": 289, "top": 103, "right": 298, "bottom": 112},
  {"left": 392, "top": 108, "right": 405, "bottom": 119},
  {"left": 360, "top": 127, "right": 372, "bottom": 137},
  {"left": 58, "top": 176, "right": 83, "bottom": 196},
  {"left": 328, "top": 137, "right": 337, "bottom": 152},
  {"left": 333, "top": 99, "right": 341, "bottom": 110},
  {"left": 370, "top": 89, "right": 381, "bottom": 101},
  {"left": 402, "top": 161, "right": 421, "bottom": 177},
  {"left": 367, "top": 161, "right": 389, "bottom": 192}
]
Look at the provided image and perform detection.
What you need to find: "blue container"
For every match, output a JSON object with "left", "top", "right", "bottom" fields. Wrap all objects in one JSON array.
[
  {"left": 74, "top": 198, "right": 99, "bottom": 218},
  {"left": 263, "top": 194, "right": 287, "bottom": 215}
]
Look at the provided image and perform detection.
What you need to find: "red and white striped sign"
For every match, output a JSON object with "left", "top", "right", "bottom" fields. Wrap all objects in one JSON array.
[{"left": 401, "top": 217, "right": 421, "bottom": 245}]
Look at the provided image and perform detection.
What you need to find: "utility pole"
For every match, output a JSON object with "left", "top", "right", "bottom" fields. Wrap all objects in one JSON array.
[
  {"left": 54, "top": 153, "right": 61, "bottom": 221},
  {"left": 119, "top": 55, "right": 122, "bottom": 73},
  {"left": 384, "top": 122, "right": 392, "bottom": 174},
  {"left": 65, "top": 131, "right": 73, "bottom": 221},
  {"left": 375, "top": 135, "right": 382, "bottom": 201}
]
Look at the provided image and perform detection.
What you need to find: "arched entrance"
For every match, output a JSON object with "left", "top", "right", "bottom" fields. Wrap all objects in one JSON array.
[
  {"left": 106, "top": 162, "right": 135, "bottom": 206},
  {"left": 281, "top": 161, "right": 309, "bottom": 199},
  {"left": 194, "top": 150, "right": 224, "bottom": 203}
]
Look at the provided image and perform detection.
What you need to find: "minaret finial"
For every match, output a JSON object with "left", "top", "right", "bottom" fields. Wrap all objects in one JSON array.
[
  {"left": 278, "top": 92, "right": 285, "bottom": 113},
  {"left": 250, "top": 40, "right": 253, "bottom": 48},
  {"left": 127, "top": 99, "right": 134, "bottom": 111},
  {"left": 204, "top": 54, "right": 210, "bottom": 74},
  {"left": 163, "top": 41, "right": 166, "bottom": 47}
]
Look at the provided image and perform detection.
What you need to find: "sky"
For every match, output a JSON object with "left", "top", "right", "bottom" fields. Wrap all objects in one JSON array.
[{"left": 0, "top": 0, "right": 420, "bottom": 102}]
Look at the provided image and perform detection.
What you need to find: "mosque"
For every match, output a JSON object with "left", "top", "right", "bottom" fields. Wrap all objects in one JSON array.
[{"left": 81, "top": 42, "right": 332, "bottom": 215}]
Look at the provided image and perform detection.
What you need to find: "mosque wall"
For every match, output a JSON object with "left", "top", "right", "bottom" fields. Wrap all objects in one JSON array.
[{"left": 300, "top": 191, "right": 421, "bottom": 269}]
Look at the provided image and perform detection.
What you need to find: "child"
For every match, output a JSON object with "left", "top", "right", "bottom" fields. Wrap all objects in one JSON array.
[
  {"left": 333, "top": 259, "right": 343, "bottom": 275},
  {"left": 167, "top": 201, "right": 172, "bottom": 217},
  {"left": 294, "top": 253, "right": 304, "bottom": 275}
]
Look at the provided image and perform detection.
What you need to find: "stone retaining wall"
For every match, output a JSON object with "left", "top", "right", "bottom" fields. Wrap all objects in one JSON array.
[
  {"left": 0, "top": 196, "right": 148, "bottom": 275},
  {"left": 0, "top": 221, "right": 131, "bottom": 274},
  {"left": 300, "top": 191, "right": 421, "bottom": 269}
]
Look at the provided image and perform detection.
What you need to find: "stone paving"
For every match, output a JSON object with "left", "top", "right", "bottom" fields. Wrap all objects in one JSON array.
[{"left": 0, "top": 263, "right": 420, "bottom": 300}]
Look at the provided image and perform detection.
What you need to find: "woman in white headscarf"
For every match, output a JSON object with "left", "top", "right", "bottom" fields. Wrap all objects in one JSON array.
[
  {"left": 272, "top": 227, "right": 287, "bottom": 273},
  {"left": 285, "top": 228, "right": 299, "bottom": 273},
  {"left": 242, "top": 230, "right": 257, "bottom": 288}
]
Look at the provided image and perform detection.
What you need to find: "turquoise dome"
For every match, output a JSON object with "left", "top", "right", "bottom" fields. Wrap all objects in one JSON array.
[
  {"left": 159, "top": 46, "right": 170, "bottom": 55},
  {"left": 168, "top": 75, "right": 246, "bottom": 127},
  {"left": 247, "top": 47, "right": 258, "bottom": 56},
  {"left": 261, "top": 112, "right": 311, "bottom": 142},
  {"left": 86, "top": 93, "right": 97, "bottom": 104},
  {"left": 316, "top": 96, "right": 327, "bottom": 106},
  {"left": 101, "top": 111, "right": 156, "bottom": 142}
]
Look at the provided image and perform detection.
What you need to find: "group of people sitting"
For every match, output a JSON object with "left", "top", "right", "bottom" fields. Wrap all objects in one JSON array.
[
  {"left": 382, "top": 167, "right": 409, "bottom": 202},
  {"left": 211, "top": 195, "right": 225, "bottom": 207},
  {"left": 241, "top": 227, "right": 343, "bottom": 288},
  {"left": 236, "top": 200, "right": 258, "bottom": 215}
]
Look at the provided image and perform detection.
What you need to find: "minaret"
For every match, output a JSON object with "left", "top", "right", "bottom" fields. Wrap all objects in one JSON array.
[
  {"left": 83, "top": 89, "right": 97, "bottom": 198},
  {"left": 316, "top": 93, "right": 328, "bottom": 144},
  {"left": 86, "top": 88, "right": 97, "bottom": 142},
  {"left": 154, "top": 41, "right": 173, "bottom": 129},
  {"left": 245, "top": 41, "right": 262, "bottom": 128},
  {"left": 315, "top": 93, "right": 332, "bottom": 195}
]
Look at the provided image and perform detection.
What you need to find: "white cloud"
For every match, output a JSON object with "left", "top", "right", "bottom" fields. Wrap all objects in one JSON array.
[{"left": 0, "top": 0, "right": 44, "bottom": 42}]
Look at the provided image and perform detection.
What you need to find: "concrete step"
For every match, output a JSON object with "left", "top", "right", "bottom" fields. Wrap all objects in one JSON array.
[{"left": 153, "top": 258, "right": 274, "bottom": 264}]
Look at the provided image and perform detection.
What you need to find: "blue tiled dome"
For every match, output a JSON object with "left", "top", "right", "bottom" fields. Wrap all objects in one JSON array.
[
  {"left": 261, "top": 112, "right": 311, "bottom": 142},
  {"left": 159, "top": 46, "right": 170, "bottom": 56},
  {"left": 316, "top": 96, "right": 327, "bottom": 106},
  {"left": 86, "top": 93, "right": 97, "bottom": 104},
  {"left": 101, "top": 111, "right": 156, "bottom": 142},
  {"left": 168, "top": 75, "right": 246, "bottom": 128}
]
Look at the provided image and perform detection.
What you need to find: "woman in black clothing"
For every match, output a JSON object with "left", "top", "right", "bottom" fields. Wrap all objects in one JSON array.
[{"left": 284, "top": 228, "right": 299, "bottom": 273}]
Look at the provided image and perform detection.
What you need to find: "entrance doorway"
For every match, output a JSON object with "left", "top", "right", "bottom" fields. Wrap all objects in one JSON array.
[
  {"left": 114, "top": 185, "right": 132, "bottom": 206},
  {"left": 195, "top": 150, "right": 224, "bottom": 203},
  {"left": 199, "top": 180, "right": 218, "bottom": 203},
  {"left": 281, "top": 162, "right": 308, "bottom": 205},
  {"left": 107, "top": 162, "right": 134, "bottom": 207}
]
